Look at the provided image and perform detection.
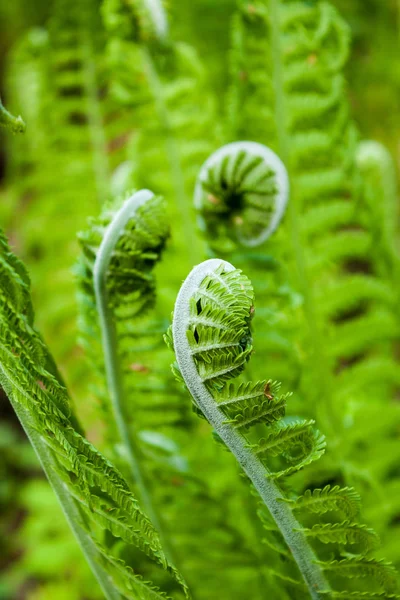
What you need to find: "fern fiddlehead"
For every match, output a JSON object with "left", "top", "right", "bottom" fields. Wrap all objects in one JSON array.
[
  {"left": 167, "top": 258, "right": 399, "bottom": 599},
  {"left": 356, "top": 140, "right": 400, "bottom": 276},
  {"left": 194, "top": 141, "right": 289, "bottom": 252},
  {"left": 88, "top": 189, "right": 179, "bottom": 566},
  {"left": 0, "top": 229, "right": 188, "bottom": 600},
  {"left": 226, "top": 2, "right": 400, "bottom": 527},
  {"left": 168, "top": 258, "right": 328, "bottom": 598}
]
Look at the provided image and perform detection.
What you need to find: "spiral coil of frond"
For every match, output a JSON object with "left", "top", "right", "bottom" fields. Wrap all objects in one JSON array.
[{"left": 194, "top": 141, "right": 289, "bottom": 252}]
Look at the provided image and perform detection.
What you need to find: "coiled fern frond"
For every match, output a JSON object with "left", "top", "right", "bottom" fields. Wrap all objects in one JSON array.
[
  {"left": 194, "top": 141, "right": 289, "bottom": 252},
  {"left": 102, "top": 0, "right": 168, "bottom": 43},
  {"left": 0, "top": 228, "right": 189, "bottom": 600},
  {"left": 166, "top": 259, "right": 399, "bottom": 599},
  {"left": 77, "top": 190, "right": 169, "bottom": 352},
  {"left": 356, "top": 140, "right": 400, "bottom": 275}
]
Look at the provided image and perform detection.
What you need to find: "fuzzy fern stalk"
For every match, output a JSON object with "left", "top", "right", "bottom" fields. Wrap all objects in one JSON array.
[
  {"left": 0, "top": 97, "right": 25, "bottom": 133},
  {"left": 0, "top": 229, "right": 189, "bottom": 599},
  {"left": 166, "top": 258, "right": 399, "bottom": 599},
  {"left": 88, "top": 189, "right": 178, "bottom": 565},
  {"left": 194, "top": 141, "right": 289, "bottom": 252}
]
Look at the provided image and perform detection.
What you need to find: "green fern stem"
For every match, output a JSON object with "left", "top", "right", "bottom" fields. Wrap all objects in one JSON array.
[
  {"left": 0, "top": 368, "right": 120, "bottom": 600},
  {"left": 93, "top": 189, "right": 174, "bottom": 563},
  {"left": 172, "top": 258, "right": 331, "bottom": 600},
  {"left": 0, "top": 97, "right": 26, "bottom": 133}
]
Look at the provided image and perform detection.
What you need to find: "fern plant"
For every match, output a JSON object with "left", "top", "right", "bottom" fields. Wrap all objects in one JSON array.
[
  {"left": 166, "top": 257, "right": 399, "bottom": 599},
  {"left": 76, "top": 190, "right": 275, "bottom": 600},
  {"left": 204, "top": 2, "right": 400, "bottom": 549},
  {"left": 1, "top": 0, "right": 400, "bottom": 598},
  {"left": 0, "top": 97, "right": 25, "bottom": 133},
  {"left": 0, "top": 226, "right": 189, "bottom": 599}
]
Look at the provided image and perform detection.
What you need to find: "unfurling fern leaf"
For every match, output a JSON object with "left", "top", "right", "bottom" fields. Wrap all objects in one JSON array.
[
  {"left": 298, "top": 521, "right": 379, "bottom": 553},
  {"left": 77, "top": 190, "right": 180, "bottom": 556},
  {"left": 0, "top": 96, "right": 25, "bottom": 133},
  {"left": 167, "top": 258, "right": 399, "bottom": 599},
  {"left": 0, "top": 229, "right": 189, "bottom": 599},
  {"left": 194, "top": 141, "right": 289, "bottom": 252}
]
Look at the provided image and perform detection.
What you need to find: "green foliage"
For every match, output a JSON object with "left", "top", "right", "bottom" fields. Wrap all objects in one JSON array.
[
  {"left": 168, "top": 260, "right": 398, "bottom": 599},
  {"left": 286, "top": 486, "right": 361, "bottom": 519},
  {"left": 1, "top": 0, "right": 400, "bottom": 599},
  {"left": 0, "top": 229, "right": 188, "bottom": 599},
  {"left": 194, "top": 142, "right": 289, "bottom": 252}
]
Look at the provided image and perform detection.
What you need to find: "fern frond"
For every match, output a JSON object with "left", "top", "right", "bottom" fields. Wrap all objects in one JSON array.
[
  {"left": 356, "top": 140, "right": 399, "bottom": 266},
  {"left": 285, "top": 485, "right": 361, "bottom": 519},
  {"left": 318, "top": 557, "right": 399, "bottom": 594},
  {"left": 0, "top": 228, "right": 188, "bottom": 599},
  {"left": 168, "top": 258, "right": 397, "bottom": 598},
  {"left": 168, "top": 259, "right": 331, "bottom": 598}
]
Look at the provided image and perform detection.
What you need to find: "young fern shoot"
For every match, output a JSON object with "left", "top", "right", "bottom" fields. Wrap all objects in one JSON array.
[
  {"left": 166, "top": 259, "right": 399, "bottom": 599},
  {"left": 194, "top": 142, "right": 289, "bottom": 252},
  {"left": 82, "top": 189, "right": 177, "bottom": 565},
  {"left": 0, "top": 230, "right": 189, "bottom": 600}
]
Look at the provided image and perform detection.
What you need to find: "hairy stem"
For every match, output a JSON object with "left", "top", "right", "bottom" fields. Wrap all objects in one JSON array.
[
  {"left": 172, "top": 259, "right": 331, "bottom": 599},
  {"left": 0, "top": 366, "right": 120, "bottom": 600},
  {"left": 93, "top": 189, "right": 176, "bottom": 565}
]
